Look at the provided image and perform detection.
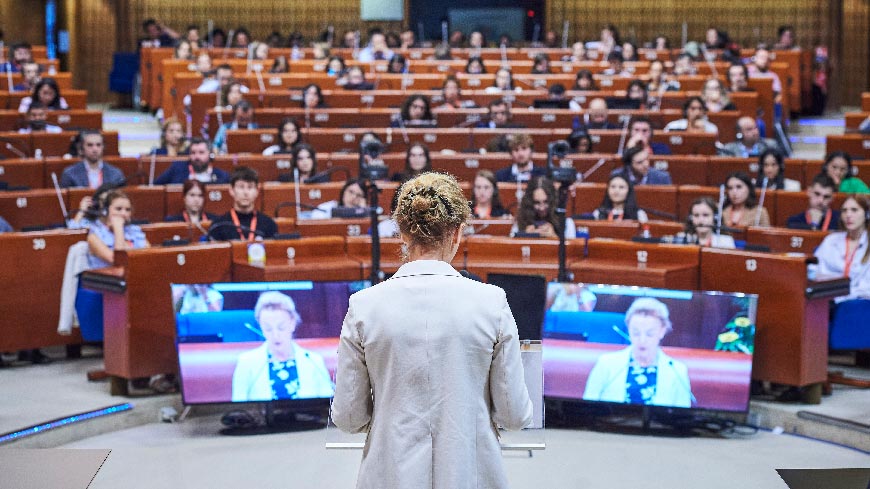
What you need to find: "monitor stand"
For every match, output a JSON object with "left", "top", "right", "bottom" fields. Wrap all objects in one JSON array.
[
  {"left": 219, "top": 404, "right": 329, "bottom": 436},
  {"left": 546, "top": 400, "right": 709, "bottom": 438}
]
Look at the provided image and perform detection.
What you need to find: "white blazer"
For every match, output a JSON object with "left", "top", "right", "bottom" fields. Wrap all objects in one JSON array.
[
  {"left": 582, "top": 346, "right": 693, "bottom": 408},
  {"left": 332, "top": 259, "right": 533, "bottom": 489},
  {"left": 231, "top": 343, "right": 334, "bottom": 402}
]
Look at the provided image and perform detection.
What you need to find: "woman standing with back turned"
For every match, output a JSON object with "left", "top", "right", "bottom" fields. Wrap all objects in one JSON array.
[{"left": 332, "top": 173, "right": 533, "bottom": 489}]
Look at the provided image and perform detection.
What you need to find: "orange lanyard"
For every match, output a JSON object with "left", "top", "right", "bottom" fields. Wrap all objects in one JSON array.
[
  {"left": 805, "top": 209, "right": 832, "bottom": 231},
  {"left": 844, "top": 237, "right": 860, "bottom": 277},
  {"left": 607, "top": 209, "right": 623, "bottom": 221},
  {"left": 230, "top": 209, "right": 257, "bottom": 242},
  {"left": 188, "top": 164, "right": 213, "bottom": 180},
  {"left": 89, "top": 169, "right": 103, "bottom": 189}
]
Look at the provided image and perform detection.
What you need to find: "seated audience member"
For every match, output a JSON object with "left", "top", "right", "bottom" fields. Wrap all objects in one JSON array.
[
  {"left": 212, "top": 100, "right": 258, "bottom": 154},
  {"left": 787, "top": 174, "right": 839, "bottom": 231},
  {"left": 565, "top": 41, "right": 588, "bottom": 62},
  {"left": 400, "top": 29, "right": 417, "bottom": 50},
  {"left": 87, "top": 189, "right": 150, "bottom": 269},
  {"left": 174, "top": 40, "right": 193, "bottom": 60},
  {"left": 718, "top": 116, "right": 780, "bottom": 158},
  {"left": 727, "top": 63, "right": 753, "bottom": 93},
  {"left": 613, "top": 145, "right": 672, "bottom": 185},
  {"left": 0, "top": 216, "right": 11, "bottom": 233},
  {"left": 206, "top": 28, "right": 227, "bottom": 50},
  {"left": 153, "top": 117, "right": 189, "bottom": 156},
  {"left": 301, "top": 83, "right": 328, "bottom": 109},
  {"left": 471, "top": 170, "right": 510, "bottom": 219},
  {"left": 250, "top": 41, "right": 269, "bottom": 60},
  {"left": 165, "top": 179, "right": 219, "bottom": 228},
  {"left": 511, "top": 177, "right": 576, "bottom": 239},
  {"left": 0, "top": 42, "right": 33, "bottom": 73},
  {"left": 391, "top": 143, "right": 431, "bottom": 183},
  {"left": 701, "top": 78, "right": 736, "bottom": 113},
  {"left": 13, "top": 62, "right": 41, "bottom": 92},
  {"left": 387, "top": 53, "right": 407, "bottom": 74},
  {"left": 194, "top": 52, "right": 213, "bottom": 75},
  {"left": 663, "top": 96, "right": 718, "bottom": 134},
  {"left": 653, "top": 35, "right": 669, "bottom": 50},
  {"left": 269, "top": 55, "right": 289, "bottom": 74},
  {"left": 219, "top": 81, "right": 247, "bottom": 109},
  {"left": 579, "top": 98, "right": 618, "bottom": 130},
  {"left": 572, "top": 69, "right": 597, "bottom": 91},
  {"left": 495, "top": 134, "right": 547, "bottom": 183},
  {"left": 18, "top": 78, "right": 69, "bottom": 113},
  {"left": 174, "top": 284, "right": 224, "bottom": 314},
  {"left": 531, "top": 53, "right": 552, "bottom": 74},
  {"left": 485, "top": 67, "right": 515, "bottom": 93},
  {"left": 756, "top": 149, "right": 800, "bottom": 191},
  {"left": 602, "top": 51, "right": 631, "bottom": 77},
  {"left": 139, "top": 18, "right": 179, "bottom": 48},
  {"left": 812, "top": 195, "right": 870, "bottom": 301},
  {"left": 437, "top": 75, "right": 475, "bottom": 110},
  {"left": 184, "top": 24, "right": 201, "bottom": 48},
  {"left": 465, "top": 56, "right": 486, "bottom": 75},
  {"left": 392, "top": 95, "right": 435, "bottom": 128},
  {"left": 196, "top": 63, "right": 233, "bottom": 94},
  {"left": 582, "top": 297, "right": 692, "bottom": 408},
  {"left": 342, "top": 66, "right": 374, "bottom": 90},
  {"left": 210, "top": 167, "right": 277, "bottom": 240},
  {"left": 290, "top": 144, "right": 328, "bottom": 183},
  {"left": 592, "top": 174, "right": 648, "bottom": 222},
  {"left": 232, "top": 291, "right": 334, "bottom": 402},
  {"left": 263, "top": 118, "right": 302, "bottom": 156},
  {"left": 310, "top": 179, "right": 368, "bottom": 219},
  {"left": 722, "top": 171, "right": 771, "bottom": 227},
  {"left": 626, "top": 79, "right": 648, "bottom": 109},
  {"left": 747, "top": 45, "right": 783, "bottom": 103},
  {"left": 230, "top": 28, "right": 251, "bottom": 49},
  {"left": 155, "top": 138, "right": 229, "bottom": 185},
  {"left": 821, "top": 151, "right": 870, "bottom": 194},
  {"left": 357, "top": 29, "right": 394, "bottom": 62},
  {"left": 626, "top": 117, "right": 671, "bottom": 155},
  {"left": 326, "top": 56, "right": 346, "bottom": 77},
  {"left": 646, "top": 60, "right": 680, "bottom": 95},
  {"left": 672, "top": 53, "right": 697, "bottom": 76},
  {"left": 567, "top": 130, "right": 594, "bottom": 154},
  {"left": 60, "top": 131, "right": 125, "bottom": 189},
  {"left": 774, "top": 25, "right": 798, "bottom": 51},
  {"left": 477, "top": 99, "right": 519, "bottom": 129},
  {"left": 468, "top": 30, "right": 486, "bottom": 49},
  {"left": 684, "top": 197, "right": 736, "bottom": 248},
  {"left": 18, "top": 102, "right": 62, "bottom": 133},
  {"left": 621, "top": 42, "right": 638, "bottom": 62},
  {"left": 340, "top": 30, "right": 358, "bottom": 49}
]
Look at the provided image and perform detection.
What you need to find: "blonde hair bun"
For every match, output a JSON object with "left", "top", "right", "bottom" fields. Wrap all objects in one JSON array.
[{"left": 394, "top": 172, "right": 470, "bottom": 248}]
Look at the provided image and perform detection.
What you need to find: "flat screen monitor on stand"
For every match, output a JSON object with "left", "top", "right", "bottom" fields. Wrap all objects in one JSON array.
[{"left": 173, "top": 280, "right": 370, "bottom": 434}]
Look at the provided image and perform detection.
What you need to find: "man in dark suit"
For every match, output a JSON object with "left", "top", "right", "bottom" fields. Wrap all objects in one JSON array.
[
  {"left": 786, "top": 174, "right": 840, "bottom": 231},
  {"left": 60, "top": 131, "right": 125, "bottom": 189},
  {"left": 611, "top": 145, "right": 672, "bottom": 185},
  {"left": 154, "top": 138, "right": 230, "bottom": 185},
  {"left": 495, "top": 134, "right": 547, "bottom": 183}
]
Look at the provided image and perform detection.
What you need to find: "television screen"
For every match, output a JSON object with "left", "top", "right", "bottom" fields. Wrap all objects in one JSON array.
[
  {"left": 173, "top": 280, "right": 370, "bottom": 405},
  {"left": 543, "top": 284, "right": 756, "bottom": 412}
]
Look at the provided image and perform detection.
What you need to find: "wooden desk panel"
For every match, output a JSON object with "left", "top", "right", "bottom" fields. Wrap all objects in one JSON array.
[
  {"left": 262, "top": 182, "right": 343, "bottom": 217},
  {"left": 573, "top": 219, "right": 640, "bottom": 240},
  {"left": 231, "top": 237, "right": 364, "bottom": 282},
  {"left": 825, "top": 135, "right": 870, "bottom": 160},
  {"left": 295, "top": 218, "right": 371, "bottom": 238},
  {"left": 0, "top": 229, "right": 86, "bottom": 351},
  {"left": 43, "top": 156, "right": 141, "bottom": 188},
  {"left": 774, "top": 190, "right": 849, "bottom": 227},
  {"left": 89, "top": 243, "right": 234, "bottom": 380},
  {"left": 570, "top": 238, "right": 700, "bottom": 290},
  {"left": 706, "top": 157, "right": 805, "bottom": 188},
  {"left": 744, "top": 227, "right": 828, "bottom": 254},
  {"left": 32, "top": 131, "right": 119, "bottom": 157},
  {"left": 0, "top": 159, "right": 44, "bottom": 189},
  {"left": 165, "top": 183, "right": 235, "bottom": 218},
  {"left": 345, "top": 236, "right": 406, "bottom": 275},
  {"left": 0, "top": 188, "right": 67, "bottom": 230},
  {"left": 647, "top": 155, "right": 710, "bottom": 186},
  {"left": 699, "top": 248, "right": 827, "bottom": 386},
  {"left": 463, "top": 236, "right": 564, "bottom": 281},
  {"left": 68, "top": 185, "right": 167, "bottom": 224}
]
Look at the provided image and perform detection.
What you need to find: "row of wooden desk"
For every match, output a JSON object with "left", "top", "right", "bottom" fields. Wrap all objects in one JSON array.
[
  {"left": 0, "top": 109, "right": 103, "bottom": 132},
  {"left": 0, "top": 173, "right": 856, "bottom": 233},
  {"left": 0, "top": 89, "right": 88, "bottom": 112},
  {"left": 3, "top": 152, "right": 861, "bottom": 194},
  {"left": 68, "top": 234, "right": 840, "bottom": 393},
  {"left": 0, "top": 130, "right": 119, "bottom": 159}
]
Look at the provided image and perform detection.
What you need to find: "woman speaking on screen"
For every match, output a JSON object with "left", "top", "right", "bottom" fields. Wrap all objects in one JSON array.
[
  {"left": 332, "top": 173, "right": 533, "bottom": 489},
  {"left": 582, "top": 297, "right": 693, "bottom": 408}
]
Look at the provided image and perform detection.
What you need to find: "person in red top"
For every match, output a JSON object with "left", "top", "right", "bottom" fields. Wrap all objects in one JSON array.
[{"left": 210, "top": 167, "right": 277, "bottom": 241}]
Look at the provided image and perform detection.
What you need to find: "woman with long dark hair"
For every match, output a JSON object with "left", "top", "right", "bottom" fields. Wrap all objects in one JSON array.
[
  {"left": 512, "top": 177, "right": 576, "bottom": 238},
  {"left": 593, "top": 174, "right": 648, "bottom": 222},
  {"left": 723, "top": 171, "right": 770, "bottom": 227}
]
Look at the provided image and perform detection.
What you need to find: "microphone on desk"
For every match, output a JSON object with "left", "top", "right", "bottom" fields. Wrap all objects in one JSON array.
[
  {"left": 243, "top": 322, "right": 265, "bottom": 339},
  {"left": 611, "top": 325, "right": 631, "bottom": 343},
  {"left": 298, "top": 166, "right": 352, "bottom": 184},
  {"left": 580, "top": 158, "right": 608, "bottom": 182},
  {"left": 4, "top": 141, "right": 27, "bottom": 159},
  {"left": 755, "top": 177, "right": 769, "bottom": 226},
  {"left": 50, "top": 172, "right": 70, "bottom": 223}
]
